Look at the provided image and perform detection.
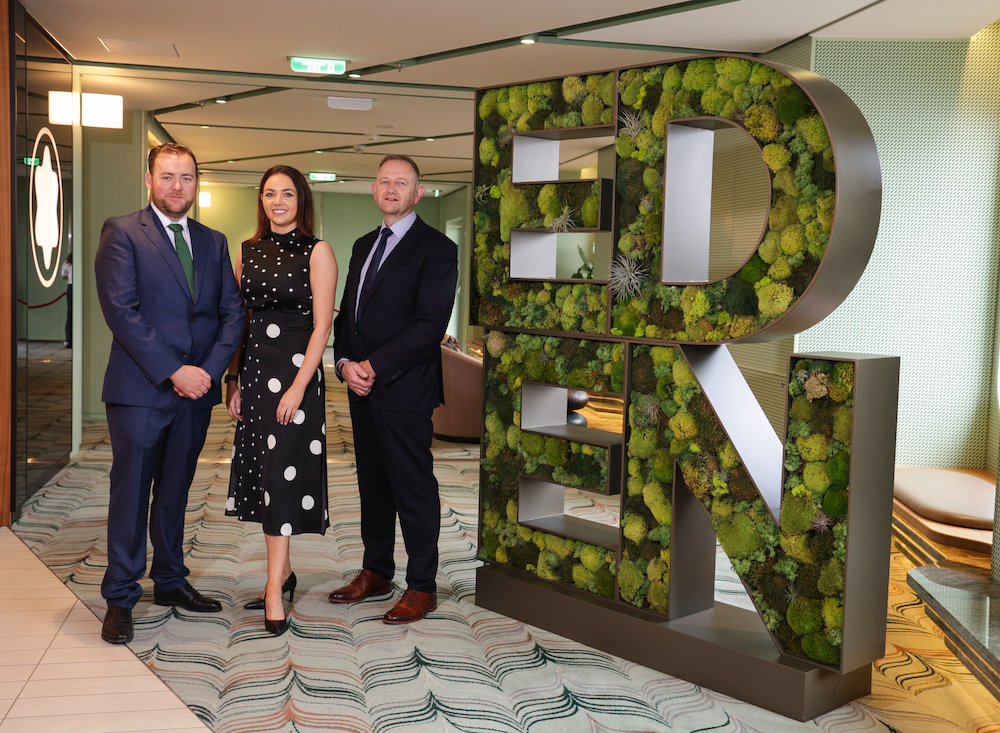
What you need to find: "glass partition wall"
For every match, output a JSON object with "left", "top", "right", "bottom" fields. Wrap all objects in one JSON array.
[{"left": 11, "top": 4, "right": 74, "bottom": 519}]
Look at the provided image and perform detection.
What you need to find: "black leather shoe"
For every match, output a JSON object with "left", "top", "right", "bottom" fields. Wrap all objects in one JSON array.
[
  {"left": 264, "top": 615, "right": 289, "bottom": 635},
  {"left": 245, "top": 572, "right": 297, "bottom": 610},
  {"left": 153, "top": 582, "right": 222, "bottom": 612},
  {"left": 101, "top": 606, "right": 134, "bottom": 644}
]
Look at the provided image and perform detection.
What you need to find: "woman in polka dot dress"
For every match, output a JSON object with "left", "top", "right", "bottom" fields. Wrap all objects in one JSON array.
[{"left": 224, "top": 165, "right": 337, "bottom": 634}]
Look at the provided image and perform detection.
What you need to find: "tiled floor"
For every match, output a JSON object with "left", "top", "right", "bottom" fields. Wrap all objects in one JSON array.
[{"left": 0, "top": 527, "right": 210, "bottom": 733}]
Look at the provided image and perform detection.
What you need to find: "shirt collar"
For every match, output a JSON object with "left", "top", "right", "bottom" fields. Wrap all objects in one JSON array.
[
  {"left": 381, "top": 210, "right": 417, "bottom": 241},
  {"left": 150, "top": 203, "right": 189, "bottom": 235}
]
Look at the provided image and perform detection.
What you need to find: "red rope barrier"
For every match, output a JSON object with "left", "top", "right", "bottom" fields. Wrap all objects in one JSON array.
[{"left": 17, "top": 291, "right": 67, "bottom": 308}]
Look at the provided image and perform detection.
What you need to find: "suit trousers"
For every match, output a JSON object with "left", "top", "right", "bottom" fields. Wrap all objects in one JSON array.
[
  {"left": 102, "top": 399, "right": 212, "bottom": 607},
  {"left": 350, "top": 399, "right": 439, "bottom": 592}
]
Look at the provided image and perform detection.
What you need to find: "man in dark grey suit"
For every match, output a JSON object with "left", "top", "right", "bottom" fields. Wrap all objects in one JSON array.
[
  {"left": 330, "top": 154, "right": 458, "bottom": 623},
  {"left": 95, "top": 143, "right": 244, "bottom": 644}
]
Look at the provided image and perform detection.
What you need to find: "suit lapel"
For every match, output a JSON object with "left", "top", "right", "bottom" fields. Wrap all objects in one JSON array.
[{"left": 141, "top": 207, "right": 191, "bottom": 298}]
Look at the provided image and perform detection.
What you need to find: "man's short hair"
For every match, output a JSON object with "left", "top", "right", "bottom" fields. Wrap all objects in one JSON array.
[
  {"left": 148, "top": 143, "right": 198, "bottom": 174},
  {"left": 378, "top": 154, "right": 420, "bottom": 181}
]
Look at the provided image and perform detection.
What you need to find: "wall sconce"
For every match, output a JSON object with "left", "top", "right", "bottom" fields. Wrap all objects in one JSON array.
[
  {"left": 82, "top": 93, "right": 124, "bottom": 128},
  {"left": 48, "top": 91, "right": 124, "bottom": 128}
]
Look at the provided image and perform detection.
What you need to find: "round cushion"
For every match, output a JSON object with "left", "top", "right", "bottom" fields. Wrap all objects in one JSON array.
[{"left": 893, "top": 466, "right": 995, "bottom": 530}]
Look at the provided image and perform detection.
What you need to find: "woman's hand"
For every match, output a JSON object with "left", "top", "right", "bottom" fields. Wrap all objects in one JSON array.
[
  {"left": 226, "top": 382, "right": 242, "bottom": 420},
  {"left": 277, "top": 386, "right": 304, "bottom": 426}
]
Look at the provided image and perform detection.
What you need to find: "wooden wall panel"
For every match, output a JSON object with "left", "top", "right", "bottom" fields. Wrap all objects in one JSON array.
[{"left": 0, "top": 0, "right": 11, "bottom": 527}]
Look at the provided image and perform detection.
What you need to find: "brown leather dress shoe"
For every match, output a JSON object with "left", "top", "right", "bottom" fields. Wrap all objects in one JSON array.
[
  {"left": 383, "top": 589, "right": 437, "bottom": 624},
  {"left": 328, "top": 569, "right": 393, "bottom": 603}
]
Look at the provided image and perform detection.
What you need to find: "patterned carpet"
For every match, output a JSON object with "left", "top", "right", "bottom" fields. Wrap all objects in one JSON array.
[{"left": 12, "top": 377, "right": 1000, "bottom": 732}]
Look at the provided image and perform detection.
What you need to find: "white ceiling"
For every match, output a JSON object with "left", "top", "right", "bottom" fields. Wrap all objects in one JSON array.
[{"left": 20, "top": 0, "right": 1000, "bottom": 188}]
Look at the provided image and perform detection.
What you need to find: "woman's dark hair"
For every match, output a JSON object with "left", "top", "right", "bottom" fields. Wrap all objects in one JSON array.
[{"left": 250, "top": 165, "right": 315, "bottom": 243}]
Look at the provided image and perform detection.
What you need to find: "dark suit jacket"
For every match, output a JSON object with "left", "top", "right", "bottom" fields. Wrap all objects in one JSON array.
[
  {"left": 95, "top": 206, "right": 245, "bottom": 409},
  {"left": 333, "top": 215, "right": 458, "bottom": 412}
]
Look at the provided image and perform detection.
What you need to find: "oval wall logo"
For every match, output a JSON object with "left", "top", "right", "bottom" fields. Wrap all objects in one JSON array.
[{"left": 29, "top": 127, "right": 63, "bottom": 288}]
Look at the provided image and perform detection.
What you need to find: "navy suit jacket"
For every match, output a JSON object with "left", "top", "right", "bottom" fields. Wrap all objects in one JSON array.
[
  {"left": 333, "top": 215, "right": 458, "bottom": 412},
  {"left": 95, "top": 206, "right": 245, "bottom": 409}
]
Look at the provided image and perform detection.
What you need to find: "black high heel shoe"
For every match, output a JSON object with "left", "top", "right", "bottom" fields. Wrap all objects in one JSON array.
[
  {"left": 264, "top": 610, "right": 289, "bottom": 635},
  {"left": 244, "top": 572, "right": 297, "bottom": 610}
]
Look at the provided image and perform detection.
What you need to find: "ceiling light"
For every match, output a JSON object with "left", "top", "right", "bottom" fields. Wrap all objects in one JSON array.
[
  {"left": 200, "top": 125, "right": 209, "bottom": 129},
  {"left": 426, "top": 137, "right": 435, "bottom": 142},
  {"left": 216, "top": 97, "right": 228, "bottom": 104},
  {"left": 327, "top": 96, "right": 373, "bottom": 111},
  {"left": 290, "top": 57, "right": 347, "bottom": 75},
  {"left": 520, "top": 35, "right": 537, "bottom": 44},
  {"left": 198, "top": 191, "right": 211, "bottom": 208},
  {"left": 348, "top": 72, "right": 362, "bottom": 79},
  {"left": 308, "top": 172, "right": 337, "bottom": 182},
  {"left": 227, "top": 160, "right": 235, "bottom": 163},
  {"left": 315, "top": 150, "right": 323, "bottom": 154},
  {"left": 81, "top": 93, "right": 123, "bottom": 128},
  {"left": 433, "top": 189, "right": 440, "bottom": 197}
]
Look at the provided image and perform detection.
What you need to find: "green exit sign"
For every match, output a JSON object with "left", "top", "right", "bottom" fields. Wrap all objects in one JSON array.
[
  {"left": 308, "top": 172, "right": 337, "bottom": 182},
  {"left": 23, "top": 157, "right": 39, "bottom": 166},
  {"left": 290, "top": 57, "right": 347, "bottom": 75}
]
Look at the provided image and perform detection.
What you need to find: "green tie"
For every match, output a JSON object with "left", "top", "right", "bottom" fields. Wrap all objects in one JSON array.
[{"left": 167, "top": 223, "right": 195, "bottom": 298}]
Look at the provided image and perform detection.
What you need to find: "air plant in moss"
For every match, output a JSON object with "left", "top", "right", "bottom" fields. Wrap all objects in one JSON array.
[
  {"left": 547, "top": 206, "right": 579, "bottom": 233},
  {"left": 619, "top": 108, "right": 644, "bottom": 141},
  {"left": 610, "top": 255, "right": 648, "bottom": 302}
]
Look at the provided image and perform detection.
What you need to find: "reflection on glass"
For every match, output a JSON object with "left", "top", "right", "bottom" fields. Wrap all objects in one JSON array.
[{"left": 13, "top": 3, "right": 74, "bottom": 519}]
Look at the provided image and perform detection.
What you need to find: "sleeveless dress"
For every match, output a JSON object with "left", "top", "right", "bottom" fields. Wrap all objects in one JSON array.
[{"left": 226, "top": 229, "right": 329, "bottom": 536}]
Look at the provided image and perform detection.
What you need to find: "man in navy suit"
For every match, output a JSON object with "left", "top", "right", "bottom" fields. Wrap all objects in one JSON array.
[
  {"left": 95, "top": 143, "right": 244, "bottom": 643},
  {"left": 330, "top": 154, "right": 458, "bottom": 623}
]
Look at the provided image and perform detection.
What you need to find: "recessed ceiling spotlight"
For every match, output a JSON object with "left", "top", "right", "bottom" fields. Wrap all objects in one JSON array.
[
  {"left": 200, "top": 125, "right": 209, "bottom": 129},
  {"left": 227, "top": 159, "right": 235, "bottom": 163},
  {"left": 216, "top": 97, "right": 228, "bottom": 104},
  {"left": 433, "top": 189, "right": 440, "bottom": 197},
  {"left": 520, "top": 35, "right": 537, "bottom": 44},
  {"left": 348, "top": 72, "right": 362, "bottom": 79},
  {"left": 315, "top": 150, "right": 324, "bottom": 154},
  {"left": 426, "top": 137, "right": 435, "bottom": 142}
]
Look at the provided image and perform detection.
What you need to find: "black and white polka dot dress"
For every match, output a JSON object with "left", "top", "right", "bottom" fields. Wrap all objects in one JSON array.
[{"left": 226, "top": 229, "right": 328, "bottom": 536}]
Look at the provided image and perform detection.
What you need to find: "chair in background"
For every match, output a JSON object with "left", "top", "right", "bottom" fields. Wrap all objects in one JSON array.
[{"left": 432, "top": 344, "right": 483, "bottom": 443}]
